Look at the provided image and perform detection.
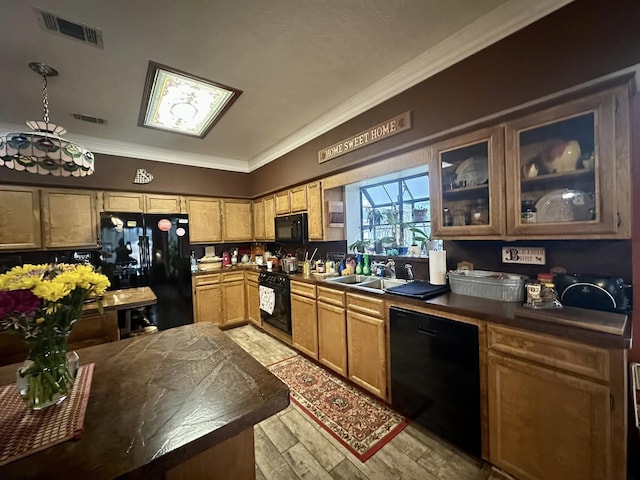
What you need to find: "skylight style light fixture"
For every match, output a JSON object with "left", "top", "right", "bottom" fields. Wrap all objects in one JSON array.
[
  {"left": 0, "top": 62, "right": 94, "bottom": 176},
  {"left": 138, "top": 61, "right": 242, "bottom": 138}
]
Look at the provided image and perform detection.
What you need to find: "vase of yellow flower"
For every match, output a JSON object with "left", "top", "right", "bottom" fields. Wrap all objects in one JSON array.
[
  {"left": 0, "top": 263, "right": 109, "bottom": 410},
  {"left": 16, "top": 333, "right": 80, "bottom": 409}
]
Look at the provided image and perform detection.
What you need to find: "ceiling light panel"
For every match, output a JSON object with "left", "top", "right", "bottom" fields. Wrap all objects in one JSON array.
[{"left": 138, "top": 62, "right": 242, "bottom": 138}]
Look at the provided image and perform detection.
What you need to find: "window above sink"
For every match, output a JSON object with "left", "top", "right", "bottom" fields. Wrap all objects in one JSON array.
[{"left": 345, "top": 165, "right": 441, "bottom": 257}]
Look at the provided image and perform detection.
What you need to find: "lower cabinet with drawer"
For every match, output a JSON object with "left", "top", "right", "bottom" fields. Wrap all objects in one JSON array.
[
  {"left": 193, "top": 272, "right": 247, "bottom": 327},
  {"left": 487, "top": 324, "right": 626, "bottom": 480},
  {"left": 246, "top": 271, "right": 260, "bottom": 327},
  {"left": 317, "top": 286, "right": 347, "bottom": 376},
  {"left": 291, "top": 280, "right": 318, "bottom": 359},
  {"left": 192, "top": 273, "right": 222, "bottom": 325},
  {"left": 221, "top": 271, "right": 247, "bottom": 327},
  {"left": 346, "top": 292, "right": 387, "bottom": 401}
]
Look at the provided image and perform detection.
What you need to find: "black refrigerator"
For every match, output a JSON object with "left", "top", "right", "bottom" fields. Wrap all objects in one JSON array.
[{"left": 99, "top": 212, "right": 193, "bottom": 331}]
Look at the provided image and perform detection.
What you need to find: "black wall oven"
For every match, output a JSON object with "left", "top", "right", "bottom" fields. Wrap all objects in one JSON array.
[
  {"left": 274, "top": 213, "right": 308, "bottom": 243},
  {"left": 258, "top": 271, "right": 292, "bottom": 334}
]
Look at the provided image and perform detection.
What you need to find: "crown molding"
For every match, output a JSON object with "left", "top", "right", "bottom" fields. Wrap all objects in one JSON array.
[
  {"left": 247, "top": 0, "right": 574, "bottom": 172},
  {"left": 0, "top": 122, "right": 250, "bottom": 172}
]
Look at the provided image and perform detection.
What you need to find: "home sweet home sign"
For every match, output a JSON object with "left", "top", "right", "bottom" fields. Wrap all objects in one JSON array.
[{"left": 318, "top": 111, "right": 412, "bottom": 163}]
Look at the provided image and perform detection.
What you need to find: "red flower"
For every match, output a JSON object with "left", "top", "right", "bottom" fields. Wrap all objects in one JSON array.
[{"left": 0, "top": 290, "right": 41, "bottom": 318}]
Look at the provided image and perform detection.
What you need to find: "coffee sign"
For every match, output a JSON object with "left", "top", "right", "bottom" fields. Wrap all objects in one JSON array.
[{"left": 318, "top": 111, "right": 411, "bottom": 163}]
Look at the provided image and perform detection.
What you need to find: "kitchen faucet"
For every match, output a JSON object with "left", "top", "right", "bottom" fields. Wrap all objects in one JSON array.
[{"left": 405, "top": 263, "right": 414, "bottom": 281}]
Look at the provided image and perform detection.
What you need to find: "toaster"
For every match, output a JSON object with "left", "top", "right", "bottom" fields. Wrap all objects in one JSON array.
[{"left": 554, "top": 273, "right": 632, "bottom": 314}]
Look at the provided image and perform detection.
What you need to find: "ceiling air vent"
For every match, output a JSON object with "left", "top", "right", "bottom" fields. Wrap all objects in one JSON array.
[
  {"left": 34, "top": 7, "right": 104, "bottom": 49},
  {"left": 72, "top": 113, "right": 106, "bottom": 125}
]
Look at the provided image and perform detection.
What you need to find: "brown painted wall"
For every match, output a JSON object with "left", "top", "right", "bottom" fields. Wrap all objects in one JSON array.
[
  {"left": 0, "top": 153, "right": 250, "bottom": 198},
  {"left": 631, "top": 93, "right": 640, "bottom": 363},
  {"left": 250, "top": 0, "right": 640, "bottom": 196}
]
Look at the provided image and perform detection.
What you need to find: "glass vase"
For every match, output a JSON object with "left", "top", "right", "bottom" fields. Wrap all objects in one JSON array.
[{"left": 16, "top": 333, "right": 79, "bottom": 410}]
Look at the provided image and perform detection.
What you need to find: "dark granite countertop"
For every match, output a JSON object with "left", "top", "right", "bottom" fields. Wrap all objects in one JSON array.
[
  {"left": 290, "top": 273, "right": 631, "bottom": 349},
  {"left": 0, "top": 322, "right": 290, "bottom": 479}
]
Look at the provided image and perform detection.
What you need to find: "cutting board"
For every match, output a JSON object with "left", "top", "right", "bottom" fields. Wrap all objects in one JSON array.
[
  {"left": 515, "top": 305, "right": 628, "bottom": 335},
  {"left": 385, "top": 281, "right": 449, "bottom": 300}
]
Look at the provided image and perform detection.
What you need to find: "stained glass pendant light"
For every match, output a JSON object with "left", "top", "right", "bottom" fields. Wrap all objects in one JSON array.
[{"left": 0, "top": 62, "right": 94, "bottom": 176}]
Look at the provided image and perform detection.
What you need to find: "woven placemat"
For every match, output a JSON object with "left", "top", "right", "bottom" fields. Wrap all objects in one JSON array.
[{"left": 0, "top": 362, "right": 94, "bottom": 467}]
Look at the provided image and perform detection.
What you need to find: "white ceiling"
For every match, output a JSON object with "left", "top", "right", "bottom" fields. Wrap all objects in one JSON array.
[{"left": 0, "top": 0, "right": 572, "bottom": 173}]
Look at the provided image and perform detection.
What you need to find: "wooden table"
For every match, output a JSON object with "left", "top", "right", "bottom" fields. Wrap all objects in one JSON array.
[
  {"left": 0, "top": 286, "right": 158, "bottom": 366},
  {"left": 0, "top": 322, "right": 290, "bottom": 479}
]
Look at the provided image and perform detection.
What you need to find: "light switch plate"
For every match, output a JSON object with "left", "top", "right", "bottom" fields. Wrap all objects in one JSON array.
[{"left": 501, "top": 246, "right": 546, "bottom": 265}]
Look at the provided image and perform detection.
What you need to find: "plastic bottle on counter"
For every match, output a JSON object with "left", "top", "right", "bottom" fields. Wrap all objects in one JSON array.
[
  {"left": 190, "top": 251, "right": 198, "bottom": 273},
  {"left": 362, "top": 253, "right": 371, "bottom": 276},
  {"left": 355, "top": 253, "right": 363, "bottom": 275},
  {"left": 338, "top": 259, "right": 346, "bottom": 276}
]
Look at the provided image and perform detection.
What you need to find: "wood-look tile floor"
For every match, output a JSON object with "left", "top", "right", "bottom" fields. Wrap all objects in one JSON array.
[{"left": 225, "top": 325, "right": 513, "bottom": 480}]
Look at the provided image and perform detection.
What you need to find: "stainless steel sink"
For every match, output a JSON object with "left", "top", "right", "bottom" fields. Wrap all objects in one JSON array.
[
  {"left": 324, "top": 275, "right": 409, "bottom": 294},
  {"left": 358, "top": 278, "right": 409, "bottom": 290},
  {"left": 324, "top": 274, "right": 373, "bottom": 285}
]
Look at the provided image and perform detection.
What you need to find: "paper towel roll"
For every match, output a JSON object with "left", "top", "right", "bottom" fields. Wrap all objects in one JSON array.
[{"left": 429, "top": 250, "right": 447, "bottom": 285}]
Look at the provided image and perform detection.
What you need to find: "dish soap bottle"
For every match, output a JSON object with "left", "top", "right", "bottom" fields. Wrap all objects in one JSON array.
[
  {"left": 355, "top": 253, "right": 363, "bottom": 275},
  {"left": 362, "top": 253, "right": 371, "bottom": 276}
]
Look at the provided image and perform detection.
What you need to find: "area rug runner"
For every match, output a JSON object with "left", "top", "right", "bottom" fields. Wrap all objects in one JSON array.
[
  {"left": 0, "top": 363, "right": 94, "bottom": 466},
  {"left": 268, "top": 355, "right": 407, "bottom": 461}
]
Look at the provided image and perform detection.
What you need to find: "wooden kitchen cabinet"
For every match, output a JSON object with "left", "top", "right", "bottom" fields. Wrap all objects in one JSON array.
[
  {"left": 429, "top": 81, "right": 631, "bottom": 241},
  {"left": 222, "top": 199, "right": 253, "bottom": 241},
  {"left": 290, "top": 281, "right": 318, "bottom": 359},
  {"left": 307, "top": 181, "right": 323, "bottom": 241},
  {"left": 289, "top": 185, "right": 307, "bottom": 212},
  {"left": 101, "top": 191, "right": 146, "bottom": 212},
  {"left": 246, "top": 271, "right": 260, "bottom": 327},
  {"left": 252, "top": 198, "right": 265, "bottom": 241},
  {"left": 505, "top": 83, "right": 631, "bottom": 239},
  {"left": 264, "top": 195, "right": 275, "bottom": 241},
  {"left": 317, "top": 286, "right": 347, "bottom": 376},
  {"left": 274, "top": 190, "right": 290, "bottom": 215},
  {"left": 186, "top": 197, "right": 222, "bottom": 244},
  {"left": 221, "top": 271, "right": 246, "bottom": 327},
  {"left": 41, "top": 188, "right": 98, "bottom": 248},
  {"left": 144, "top": 194, "right": 185, "bottom": 214},
  {"left": 192, "top": 273, "right": 222, "bottom": 325},
  {"left": 0, "top": 186, "right": 41, "bottom": 250},
  {"left": 101, "top": 192, "right": 184, "bottom": 213},
  {"left": 274, "top": 185, "right": 309, "bottom": 216},
  {"left": 346, "top": 293, "right": 387, "bottom": 400},
  {"left": 487, "top": 324, "right": 626, "bottom": 480},
  {"left": 429, "top": 125, "right": 506, "bottom": 238}
]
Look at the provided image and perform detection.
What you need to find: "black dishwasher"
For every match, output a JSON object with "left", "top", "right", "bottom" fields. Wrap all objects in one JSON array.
[{"left": 390, "top": 306, "right": 481, "bottom": 457}]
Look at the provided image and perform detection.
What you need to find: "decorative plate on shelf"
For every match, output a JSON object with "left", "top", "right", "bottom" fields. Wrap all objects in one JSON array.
[
  {"left": 535, "top": 189, "right": 595, "bottom": 223},
  {"left": 454, "top": 156, "right": 488, "bottom": 187}
]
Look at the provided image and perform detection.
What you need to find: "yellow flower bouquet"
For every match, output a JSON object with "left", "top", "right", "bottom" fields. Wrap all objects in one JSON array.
[{"left": 0, "top": 263, "right": 110, "bottom": 409}]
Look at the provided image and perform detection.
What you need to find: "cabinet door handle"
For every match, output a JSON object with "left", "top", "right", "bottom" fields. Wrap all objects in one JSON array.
[{"left": 417, "top": 327, "right": 437, "bottom": 336}]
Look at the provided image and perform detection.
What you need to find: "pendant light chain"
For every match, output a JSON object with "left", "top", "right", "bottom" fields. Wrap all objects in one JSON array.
[
  {"left": 0, "top": 62, "right": 95, "bottom": 177},
  {"left": 42, "top": 74, "right": 50, "bottom": 124}
]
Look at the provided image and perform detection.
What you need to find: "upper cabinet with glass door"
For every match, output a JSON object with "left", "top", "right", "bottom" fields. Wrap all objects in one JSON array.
[
  {"left": 505, "top": 83, "right": 631, "bottom": 238},
  {"left": 429, "top": 126, "right": 506, "bottom": 238}
]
